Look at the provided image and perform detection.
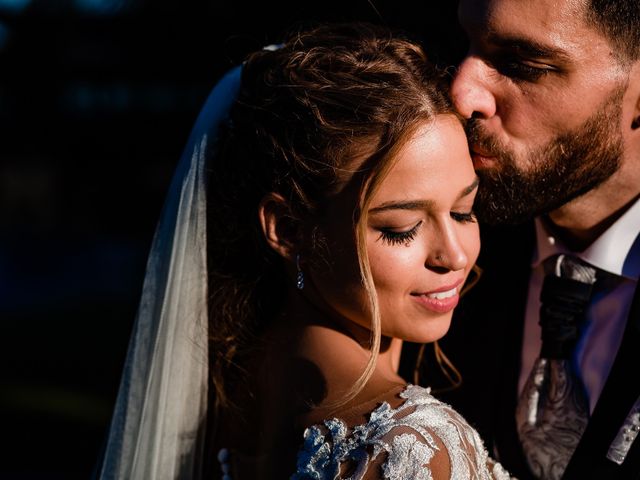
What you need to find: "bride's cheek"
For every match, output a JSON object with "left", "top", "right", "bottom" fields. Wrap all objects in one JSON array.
[
  {"left": 464, "top": 226, "right": 481, "bottom": 267},
  {"left": 368, "top": 244, "right": 419, "bottom": 286}
]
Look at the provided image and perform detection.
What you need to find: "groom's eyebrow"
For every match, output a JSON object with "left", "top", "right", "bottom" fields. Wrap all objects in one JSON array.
[
  {"left": 369, "top": 177, "right": 479, "bottom": 213},
  {"left": 488, "top": 34, "right": 569, "bottom": 60}
]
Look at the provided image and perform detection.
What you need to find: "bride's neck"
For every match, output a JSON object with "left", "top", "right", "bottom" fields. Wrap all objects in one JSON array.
[{"left": 266, "top": 289, "right": 405, "bottom": 415}]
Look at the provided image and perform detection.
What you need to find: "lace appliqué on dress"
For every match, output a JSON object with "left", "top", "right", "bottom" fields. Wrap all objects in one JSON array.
[{"left": 291, "top": 385, "right": 513, "bottom": 480}]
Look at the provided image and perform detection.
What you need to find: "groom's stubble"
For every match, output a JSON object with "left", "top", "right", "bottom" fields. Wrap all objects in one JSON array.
[{"left": 469, "top": 86, "right": 626, "bottom": 225}]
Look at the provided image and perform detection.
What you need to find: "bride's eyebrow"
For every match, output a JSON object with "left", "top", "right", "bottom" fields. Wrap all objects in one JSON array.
[
  {"left": 458, "top": 177, "right": 479, "bottom": 200},
  {"left": 369, "top": 177, "right": 479, "bottom": 214},
  {"left": 369, "top": 199, "right": 434, "bottom": 213}
]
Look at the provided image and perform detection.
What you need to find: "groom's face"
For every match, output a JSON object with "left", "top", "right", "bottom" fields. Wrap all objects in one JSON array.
[{"left": 451, "top": 0, "right": 632, "bottom": 224}]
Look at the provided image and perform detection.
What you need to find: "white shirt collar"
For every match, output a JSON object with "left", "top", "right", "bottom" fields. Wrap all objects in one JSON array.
[{"left": 532, "top": 197, "right": 640, "bottom": 280}]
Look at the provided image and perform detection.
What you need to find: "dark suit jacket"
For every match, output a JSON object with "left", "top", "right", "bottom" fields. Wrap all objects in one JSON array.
[{"left": 429, "top": 223, "right": 640, "bottom": 479}]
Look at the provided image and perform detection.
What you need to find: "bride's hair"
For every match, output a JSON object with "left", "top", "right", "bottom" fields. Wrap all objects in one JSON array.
[{"left": 207, "top": 23, "right": 455, "bottom": 409}]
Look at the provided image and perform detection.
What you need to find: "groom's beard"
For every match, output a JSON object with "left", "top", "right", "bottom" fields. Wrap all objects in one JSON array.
[{"left": 468, "top": 89, "right": 625, "bottom": 226}]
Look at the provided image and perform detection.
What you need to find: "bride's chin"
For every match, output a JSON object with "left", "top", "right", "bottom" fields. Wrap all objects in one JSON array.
[{"left": 393, "top": 314, "right": 453, "bottom": 345}]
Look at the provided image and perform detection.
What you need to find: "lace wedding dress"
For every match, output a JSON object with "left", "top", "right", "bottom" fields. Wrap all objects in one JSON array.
[
  {"left": 293, "top": 385, "right": 511, "bottom": 480},
  {"left": 217, "top": 385, "right": 513, "bottom": 479}
]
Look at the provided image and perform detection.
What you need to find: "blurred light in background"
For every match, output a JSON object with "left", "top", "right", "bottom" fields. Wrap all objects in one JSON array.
[
  {"left": 73, "top": 0, "right": 137, "bottom": 15},
  {"left": 60, "top": 82, "right": 207, "bottom": 115},
  {"left": 0, "top": 0, "right": 141, "bottom": 15},
  {"left": 0, "top": 0, "right": 30, "bottom": 14},
  {"left": 0, "top": 22, "right": 11, "bottom": 51}
]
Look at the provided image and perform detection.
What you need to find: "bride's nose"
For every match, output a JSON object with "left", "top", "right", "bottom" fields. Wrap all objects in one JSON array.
[{"left": 425, "top": 223, "right": 468, "bottom": 272}]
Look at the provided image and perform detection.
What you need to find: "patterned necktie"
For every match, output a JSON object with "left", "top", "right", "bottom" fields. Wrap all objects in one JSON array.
[{"left": 516, "top": 254, "right": 597, "bottom": 480}]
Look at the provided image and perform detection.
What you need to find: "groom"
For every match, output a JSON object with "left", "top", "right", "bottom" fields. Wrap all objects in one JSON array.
[{"left": 439, "top": 0, "right": 640, "bottom": 478}]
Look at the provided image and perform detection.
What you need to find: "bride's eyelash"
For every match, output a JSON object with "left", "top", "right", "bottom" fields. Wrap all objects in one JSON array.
[
  {"left": 378, "top": 221, "right": 422, "bottom": 246},
  {"left": 451, "top": 211, "right": 477, "bottom": 223}
]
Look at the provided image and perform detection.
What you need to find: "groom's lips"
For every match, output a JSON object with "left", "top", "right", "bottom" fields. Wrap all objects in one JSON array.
[{"left": 470, "top": 145, "right": 497, "bottom": 169}]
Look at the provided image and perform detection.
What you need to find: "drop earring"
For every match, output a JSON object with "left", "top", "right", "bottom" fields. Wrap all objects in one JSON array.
[{"left": 296, "top": 254, "right": 304, "bottom": 290}]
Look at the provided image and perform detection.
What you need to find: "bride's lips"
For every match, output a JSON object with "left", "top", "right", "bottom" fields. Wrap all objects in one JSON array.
[{"left": 411, "top": 279, "right": 464, "bottom": 314}]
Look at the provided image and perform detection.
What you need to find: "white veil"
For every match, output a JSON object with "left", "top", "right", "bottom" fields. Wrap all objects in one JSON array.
[{"left": 98, "top": 66, "right": 242, "bottom": 480}]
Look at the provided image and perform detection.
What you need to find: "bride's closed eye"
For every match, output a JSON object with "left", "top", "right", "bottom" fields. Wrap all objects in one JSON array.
[
  {"left": 377, "top": 221, "right": 423, "bottom": 246},
  {"left": 450, "top": 210, "right": 477, "bottom": 223}
]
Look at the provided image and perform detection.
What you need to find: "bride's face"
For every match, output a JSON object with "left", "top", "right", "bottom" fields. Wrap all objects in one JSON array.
[{"left": 310, "top": 115, "right": 480, "bottom": 343}]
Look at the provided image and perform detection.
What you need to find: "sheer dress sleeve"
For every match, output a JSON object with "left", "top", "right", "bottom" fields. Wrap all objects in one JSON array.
[{"left": 291, "top": 385, "right": 514, "bottom": 480}]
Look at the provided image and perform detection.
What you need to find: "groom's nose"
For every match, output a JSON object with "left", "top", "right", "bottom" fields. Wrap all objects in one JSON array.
[{"left": 451, "top": 56, "right": 497, "bottom": 120}]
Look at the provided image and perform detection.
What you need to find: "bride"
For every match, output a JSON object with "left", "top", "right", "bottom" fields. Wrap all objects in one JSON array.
[{"left": 98, "top": 23, "right": 512, "bottom": 479}]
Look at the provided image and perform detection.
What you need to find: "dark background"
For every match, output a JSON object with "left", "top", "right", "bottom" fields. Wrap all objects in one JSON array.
[{"left": 0, "top": 1, "right": 465, "bottom": 477}]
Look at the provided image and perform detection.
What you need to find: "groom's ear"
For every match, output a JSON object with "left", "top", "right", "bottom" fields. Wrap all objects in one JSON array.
[
  {"left": 630, "top": 61, "right": 640, "bottom": 130},
  {"left": 259, "top": 192, "right": 302, "bottom": 261}
]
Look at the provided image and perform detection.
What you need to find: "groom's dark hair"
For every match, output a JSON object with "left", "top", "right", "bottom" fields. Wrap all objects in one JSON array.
[{"left": 587, "top": 0, "right": 640, "bottom": 61}]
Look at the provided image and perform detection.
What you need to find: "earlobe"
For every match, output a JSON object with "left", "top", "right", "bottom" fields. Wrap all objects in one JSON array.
[
  {"left": 628, "top": 62, "right": 640, "bottom": 130},
  {"left": 258, "top": 192, "right": 300, "bottom": 260}
]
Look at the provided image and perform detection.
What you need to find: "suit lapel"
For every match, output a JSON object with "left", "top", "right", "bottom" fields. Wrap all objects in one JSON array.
[{"left": 563, "top": 284, "right": 640, "bottom": 479}]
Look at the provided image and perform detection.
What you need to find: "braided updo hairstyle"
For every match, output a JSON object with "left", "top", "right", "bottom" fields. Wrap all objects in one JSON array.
[{"left": 207, "top": 23, "right": 456, "bottom": 409}]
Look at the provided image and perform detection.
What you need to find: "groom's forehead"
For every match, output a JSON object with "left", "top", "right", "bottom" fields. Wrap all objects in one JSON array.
[
  {"left": 458, "top": 0, "right": 588, "bottom": 32},
  {"left": 457, "top": 0, "right": 598, "bottom": 55}
]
